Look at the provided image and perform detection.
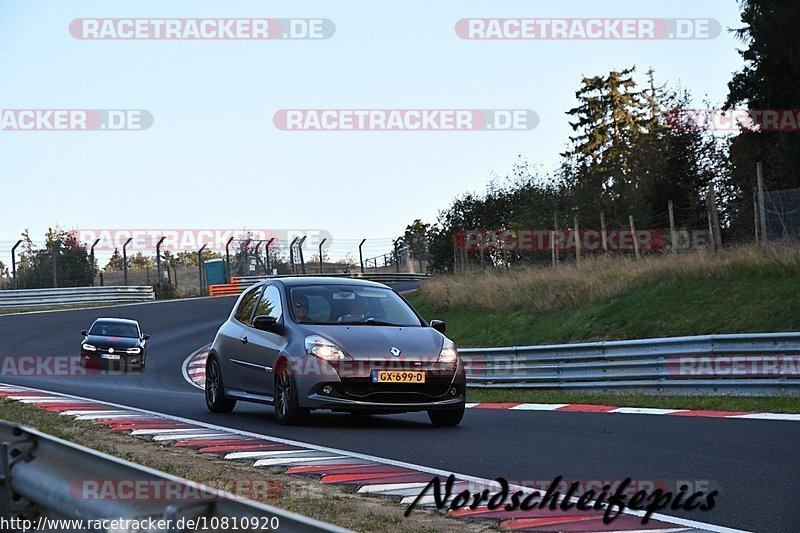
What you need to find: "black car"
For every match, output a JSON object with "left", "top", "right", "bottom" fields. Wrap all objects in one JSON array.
[
  {"left": 80, "top": 318, "right": 149, "bottom": 370},
  {"left": 205, "top": 277, "right": 466, "bottom": 426}
]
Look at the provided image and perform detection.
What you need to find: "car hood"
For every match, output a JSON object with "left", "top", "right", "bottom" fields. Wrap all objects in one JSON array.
[
  {"left": 84, "top": 335, "right": 141, "bottom": 350},
  {"left": 304, "top": 325, "right": 444, "bottom": 360}
]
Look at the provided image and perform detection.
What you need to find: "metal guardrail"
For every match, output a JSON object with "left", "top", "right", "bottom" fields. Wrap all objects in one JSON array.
[
  {"left": 0, "top": 422, "right": 347, "bottom": 532},
  {"left": 461, "top": 333, "right": 800, "bottom": 396},
  {"left": 209, "top": 273, "right": 429, "bottom": 296},
  {"left": 0, "top": 286, "right": 155, "bottom": 309}
]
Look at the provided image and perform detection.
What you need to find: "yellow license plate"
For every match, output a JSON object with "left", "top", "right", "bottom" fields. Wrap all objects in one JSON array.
[{"left": 372, "top": 370, "right": 425, "bottom": 383}]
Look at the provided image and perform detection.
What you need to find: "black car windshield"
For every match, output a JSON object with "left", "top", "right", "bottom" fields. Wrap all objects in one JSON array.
[
  {"left": 289, "top": 285, "right": 422, "bottom": 326},
  {"left": 89, "top": 322, "right": 140, "bottom": 338}
]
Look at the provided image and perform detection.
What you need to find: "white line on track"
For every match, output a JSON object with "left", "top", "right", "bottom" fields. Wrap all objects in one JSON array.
[{"left": 0, "top": 381, "right": 749, "bottom": 533}]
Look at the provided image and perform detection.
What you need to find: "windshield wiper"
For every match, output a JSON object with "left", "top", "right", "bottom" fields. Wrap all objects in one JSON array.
[{"left": 337, "top": 319, "right": 402, "bottom": 326}]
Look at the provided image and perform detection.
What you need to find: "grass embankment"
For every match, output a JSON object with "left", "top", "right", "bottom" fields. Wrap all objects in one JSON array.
[
  {"left": 409, "top": 247, "right": 800, "bottom": 411},
  {"left": 0, "top": 399, "right": 491, "bottom": 533}
]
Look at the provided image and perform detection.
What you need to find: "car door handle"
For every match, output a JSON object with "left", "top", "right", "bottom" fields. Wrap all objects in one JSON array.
[{"left": 240, "top": 336, "right": 248, "bottom": 345}]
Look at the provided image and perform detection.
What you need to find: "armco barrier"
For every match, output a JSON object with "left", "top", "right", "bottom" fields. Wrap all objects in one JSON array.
[
  {"left": 0, "top": 286, "right": 155, "bottom": 309},
  {"left": 0, "top": 422, "right": 346, "bottom": 532},
  {"left": 460, "top": 333, "right": 800, "bottom": 396},
  {"left": 209, "top": 273, "right": 429, "bottom": 296}
]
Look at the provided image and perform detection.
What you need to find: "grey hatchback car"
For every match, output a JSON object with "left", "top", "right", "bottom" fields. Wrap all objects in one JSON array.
[{"left": 205, "top": 277, "right": 466, "bottom": 426}]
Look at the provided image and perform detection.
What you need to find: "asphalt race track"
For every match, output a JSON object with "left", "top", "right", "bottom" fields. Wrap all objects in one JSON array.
[{"left": 0, "top": 297, "right": 798, "bottom": 532}]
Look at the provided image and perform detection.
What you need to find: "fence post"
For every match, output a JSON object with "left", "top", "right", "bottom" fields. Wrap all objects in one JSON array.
[
  {"left": 553, "top": 211, "right": 560, "bottom": 265},
  {"left": 198, "top": 244, "right": 207, "bottom": 296},
  {"left": 318, "top": 238, "right": 327, "bottom": 274},
  {"left": 753, "top": 190, "right": 760, "bottom": 245},
  {"left": 757, "top": 162, "right": 768, "bottom": 246},
  {"left": 50, "top": 242, "right": 58, "bottom": 288},
  {"left": 89, "top": 239, "right": 100, "bottom": 286},
  {"left": 574, "top": 215, "right": 581, "bottom": 268},
  {"left": 122, "top": 238, "right": 133, "bottom": 286},
  {"left": 289, "top": 237, "right": 298, "bottom": 275},
  {"left": 298, "top": 236, "right": 307, "bottom": 275},
  {"left": 358, "top": 239, "right": 366, "bottom": 273},
  {"left": 629, "top": 215, "right": 640, "bottom": 259},
  {"left": 225, "top": 237, "right": 234, "bottom": 283},
  {"left": 11, "top": 240, "right": 22, "bottom": 289},
  {"left": 550, "top": 230, "right": 556, "bottom": 267},
  {"left": 708, "top": 183, "right": 722, "bottom": 251},
  {"left": 265, "top": 238, "right": 275, "bottom": 275},
  {"left": 600, "top": 212, "right": 608, "bottom": 254},
  {"left": 668, "top": 200, "right": 677, "bottom": 253},
  {"left": 156, "top": 236, "right": 166, "bottom": 285}
]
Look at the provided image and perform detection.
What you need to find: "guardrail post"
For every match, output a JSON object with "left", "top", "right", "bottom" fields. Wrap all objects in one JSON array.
[
  {"left": 156, "top": 236, "right": 166, "bottom": 286},
  {"left": 225, "top": 237, "right": 234, "bottom": 283},
  {"left": 122, "top": 237, "right": 133, "bottom": 286},
  {"left": 11, "top": 240, "right": 22, "bottom": 289},
  {"left": 265, "top": 238, "right": 275, "bottom": 275},
  {"left": 318, "top": 238, "right": 327, "bottom": 273},
  {"left": 358, "top": 239, "right": 366, "bottom": 273},
  {"left": 289, "top": 237, "right": 299, "bottom": 275},
  {"left": 89, "top": 239, "right": 100, "bottom": 286},
  {"left": 198, "top": 244, "right": 207, "bottom": 296}
]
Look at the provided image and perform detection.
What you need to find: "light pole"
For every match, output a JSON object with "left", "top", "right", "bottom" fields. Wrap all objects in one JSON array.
[
  {"left": 122, "top": 238, "right": 133, "bottom": 286},
  {"left": 11, "top": 240, "right": 22, "bottom": 289}
]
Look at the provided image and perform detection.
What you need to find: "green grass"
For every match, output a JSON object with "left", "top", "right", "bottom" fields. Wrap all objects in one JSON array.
[
  {"left": 409, "top": 266, "right": 800, "bottom": 347},
  {"left": 467, "top": 389, "right": 800, "bottom": 413}
]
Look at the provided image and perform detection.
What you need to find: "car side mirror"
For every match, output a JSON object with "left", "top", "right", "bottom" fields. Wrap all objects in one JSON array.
[
  {"left": 81, "top": 330, "right": 87, "bottom": 336},
  {"left": 142, "top": 334, "right": 151, "bottom": 341},
  {"left": 253, "top": 315, "right": 284, "bottom": 334},
  {"left": 430, "top": 320, "right": 446, "bottom": 334}
]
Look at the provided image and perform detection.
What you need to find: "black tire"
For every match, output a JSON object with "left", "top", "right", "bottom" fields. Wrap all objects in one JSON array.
[
  {"left": 79, "top": 355, "right": 87, "bottom": 368},
  {"left": 205, "top": 356, "right": 236, "bottom": 413},
  {"left": 140, "top": 352, "right": 146, "bottom": 369},
  {"left": 428, "top": 404, "right": 465, "bottom": 427},
  {"left": 274, "top": 361, "right": 309, "bottom": 425}
]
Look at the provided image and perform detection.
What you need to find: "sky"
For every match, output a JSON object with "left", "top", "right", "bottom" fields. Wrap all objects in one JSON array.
[{"left": 0, "top": 0, "right": 745, "bottom": 263}]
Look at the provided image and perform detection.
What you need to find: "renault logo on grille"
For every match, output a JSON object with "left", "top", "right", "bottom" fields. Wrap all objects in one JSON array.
[{"left": 390, "top": 347, "right": 401, "bottom": 356}]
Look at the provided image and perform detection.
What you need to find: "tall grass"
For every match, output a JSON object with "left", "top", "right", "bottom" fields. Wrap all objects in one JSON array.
[{"left": 420, "top": 246, "right": 800, "bottom": 313}]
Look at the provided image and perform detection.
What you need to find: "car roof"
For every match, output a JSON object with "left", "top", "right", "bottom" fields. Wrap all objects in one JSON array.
[
  {"left": 93, "top": 318, "right": 139, "bottom": 325},
  {"left": 270, "top": 276, "right": 390, "bottom": 289}
]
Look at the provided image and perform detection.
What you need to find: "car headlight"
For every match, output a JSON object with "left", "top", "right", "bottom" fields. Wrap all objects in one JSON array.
[
  {"left": 438, "top": 338, "right": 458, "bottom": 364},
  {"left": 305, "top": 335, "right": 348, "bottom": 361},
  {"left": 82, "top": 344, "right": 97, "bottom": 352},
  {"left": 126, "top": 347, "right": 141, "bottom": 355}
]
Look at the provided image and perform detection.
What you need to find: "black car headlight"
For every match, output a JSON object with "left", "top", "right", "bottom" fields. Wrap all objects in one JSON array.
[{"left": 82, "top": 343, "right": 97, "bottom": 352}]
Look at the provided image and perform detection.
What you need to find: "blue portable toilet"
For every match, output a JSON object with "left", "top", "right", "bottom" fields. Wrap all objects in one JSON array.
[{"left": 204, "top": 258, "right": 226, "bottom": 286}]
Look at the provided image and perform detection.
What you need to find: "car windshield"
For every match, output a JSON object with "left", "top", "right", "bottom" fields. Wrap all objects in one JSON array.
[
  {"left": 289, "top": 285, "right": 422, "bottom": 327},
  {"left": 89, "top": 322, "right": 140, "bottom": 338}
]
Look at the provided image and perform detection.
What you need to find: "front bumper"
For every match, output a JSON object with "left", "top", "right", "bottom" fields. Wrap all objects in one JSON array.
[
  {"left": 294, "top": 356, "right": 467, "bottom": 412},
  {"left": 81, "top": 350, "right": 142, "bottom": 368}
]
